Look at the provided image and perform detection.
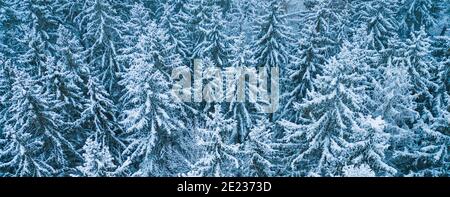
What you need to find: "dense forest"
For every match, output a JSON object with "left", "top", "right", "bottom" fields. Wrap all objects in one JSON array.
[{"left": 0, "top": 0, "right": 449, "bottom": 177}]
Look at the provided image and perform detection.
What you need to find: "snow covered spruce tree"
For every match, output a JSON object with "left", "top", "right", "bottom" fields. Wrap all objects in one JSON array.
[
  {"left": 378, "top": 29, "right": 449, "bottom": 176},
  {"left": 120, "top": 3, "right": 182, "bottom": 77},
  {"left": 0, "top": 56, "right": 11, "bottom": 100},
  {"left": 281, "top": 0, "right": 339, "bottom": 122},
  {"left": 434, "top": 90, "right": 450, "bottom": 137},
  {"left": 0, "top": 57, "right": 14, "bottom": 135},
  {"left": 230, "top": 0, "right": 259, "bottom": 34},
  {"left": 119, "top": 3, "right": 153, "bottom": 70},
  {"left": 0, "top": 0, "right": 23, "bottom": 57},
  {"left": 252, "top": 0, "right": 294, "bottom": 73},
  {"left": 117, "top": 19, "right": 190, "bottom": 177},
  {"left": 432, "top": 33, "right": 450, "bottom": 134},
  {"left": 50, "top": 25, "right": 88, "bottom": 125},
  {"left": 76, "top": 137, "right": 116, "bottom": 177},
  {"left": 375, "top": 63, "right": 419, "bottom": 137},
  {"left": 0, "top": 70, "right": 80, "bottom": 176},
  {"left": 352, "top": 0, "right": 398, "bottom": 51},
  {"left": 279, "top": 45, "right": 384, "bottom": 176},
  {"left": 192, "top": 6, "right": 232, "bottom": 67},
  {"left": 393, "top": 82, "right": 449, "bottom": 175},
  {"left": 225, "top": 34, "right": 259, "bottom": 143},
  {"left": 252, "top": 0, "right": 295, "bottom": 122},
  {"left": 75, "top": 71, "right": 124, "bottom": 173},
  {"left": 425, "top": 51, "right": 450, "bottom": 175},
  {"left": 240, "top": 117, "right": 277, "bottom": 177},
  {"left": 19, "top": 26, "right": 51, "bottom": 79},
  {"left": 348, "top": 116, "right": 398, "bottom": 176},
  {"left": 431, "top": 35, "right": 450, "bottom": 135},
  {"left": 181, "top": 0, "right": 216, "bottom": 58},
  {"left": 398, "top": 0, "right": 440, "bottom": 37},
  {"left": 16, "top": 0, "right": 59, "bottom": 78},
  {"left": 188, "top": 105, "right": 240, "bottom": 177},
  {"left": 400, "top": 27, "right": 438, "bottom": 123},
  {"left": 390, "top": 119, "right": 450, "bottom": 176},
  {"left": 159, "top": 2, "right": 191, "bottom": 64},
  {"left": 76, "top": 0, "right": 125, "bottom": 98}
]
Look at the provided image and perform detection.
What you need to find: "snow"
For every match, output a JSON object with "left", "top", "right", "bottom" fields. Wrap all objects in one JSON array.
[
  {"left": 366, "top": 116, "right": 385, "bottom": 131},
  {"left": 343, "top": 164, "right": 376, "bottom": 177}
]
